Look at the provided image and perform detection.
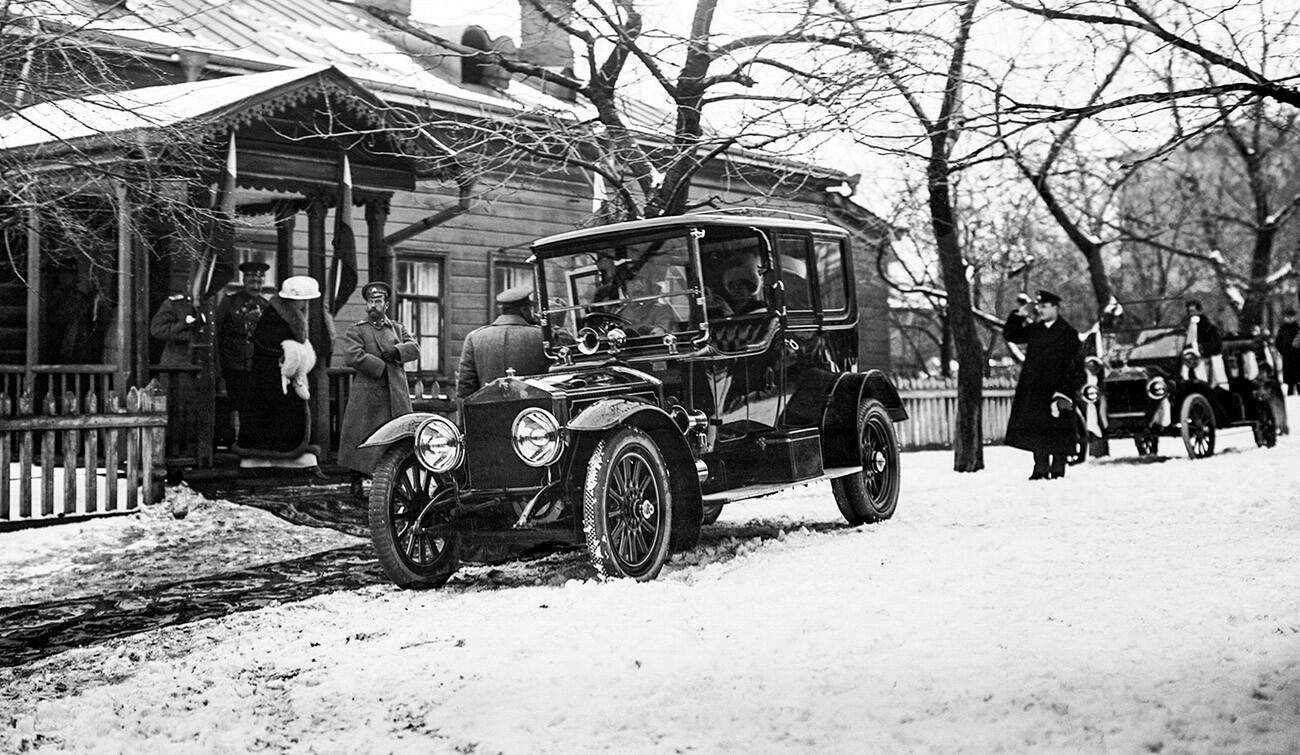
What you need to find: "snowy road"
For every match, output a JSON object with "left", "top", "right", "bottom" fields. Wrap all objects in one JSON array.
[{"left": 3, "top": 407, "right": 1299, "bottom": 754}]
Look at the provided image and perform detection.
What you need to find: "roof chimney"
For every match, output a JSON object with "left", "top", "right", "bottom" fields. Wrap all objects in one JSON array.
[{"left": 518, "top": 0, "right": 576, "bottom": 100}]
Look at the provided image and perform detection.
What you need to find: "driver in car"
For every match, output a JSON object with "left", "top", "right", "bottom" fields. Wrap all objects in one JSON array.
[{"left": 618, "top": 260, "right": 680, "bottom": 335}]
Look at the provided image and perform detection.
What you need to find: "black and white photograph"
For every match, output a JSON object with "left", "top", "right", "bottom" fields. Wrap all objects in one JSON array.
[{"left": 2, "top": 0, "right": 1298, "bottom": 752}]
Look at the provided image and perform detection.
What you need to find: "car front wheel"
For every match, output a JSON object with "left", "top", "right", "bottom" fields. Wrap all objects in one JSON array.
[
  {"left": 1253, "top": 400, "right": 1278, "bottom": 448},
  {"left": 832, "top": 399, "right": 901, "bottom": 525},
  {"left": 1135, "top": 434, "right": 1160, "bottom": 456},
  {"left": 1179, "top": 394, "right": 1216, "bottom": 459},
  {"left": 368, "top": 440, "right": 461, "bottom": 589},
  {"left": 583, "top": 426, "right": 674, "bottom": 580}
]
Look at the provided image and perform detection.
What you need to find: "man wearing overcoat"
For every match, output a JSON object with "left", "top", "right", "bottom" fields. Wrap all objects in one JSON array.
[
  {"left": 1004, "top": 289, "right": 1085, "bottom": 480},
  {"left": 214, "top": 261, "right": 269, "bottom": 423},
  {"left": 455, "top": 283, "right": 548, "bottom": 400},
  {"left": 337, "top": 281, "right": 421, "bottom": 499}
]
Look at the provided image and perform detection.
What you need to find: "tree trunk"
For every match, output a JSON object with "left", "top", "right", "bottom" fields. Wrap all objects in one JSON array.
[{"left": 928, "top": 158, "right": 984, "bottom": 472}]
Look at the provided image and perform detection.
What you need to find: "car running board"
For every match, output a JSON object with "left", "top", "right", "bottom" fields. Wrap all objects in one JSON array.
[{"left": 700, "top": 465, "right": 863, "bottom": 505}]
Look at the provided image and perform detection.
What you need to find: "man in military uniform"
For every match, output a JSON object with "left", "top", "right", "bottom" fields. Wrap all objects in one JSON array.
[
  {"left": 456, "top": 283, "right": 548, "bottom": 400},
  {"left": 1003, "top": 289, "right": 1085, "bottom": 480},
  {"left": 150, "top": 292, "right": 203, "bottom": 366},
  {"left": 214, "top": 261, "right": 269, "bottom": 426},
  {"left": 337, "top": 281, "right": 421, "bottom": 499}
]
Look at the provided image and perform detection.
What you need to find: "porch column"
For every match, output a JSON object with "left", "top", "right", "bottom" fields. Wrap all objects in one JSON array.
[
  {"left": 306, "top": 195, "right": 332, "bottom": 460},
  {"left": 275, "top": 202, "right": 296, "bottom": 279},
  {"left": 115, "top": 181, "right": 133, "bottom": 393},
  {"left": 365, "top": 199, "right": 389, "bottom": 287},
  {"left": 25, "top": 209, "right": 39, "bottom": 383}
]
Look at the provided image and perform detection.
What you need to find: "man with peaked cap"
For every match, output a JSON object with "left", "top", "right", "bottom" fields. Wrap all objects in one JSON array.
[
  {"left": 456, "top": 282, "right": 548, "bottom": 400},
  {"left": 214, "top": 260, "right": 270, "bottom": 429},
  {"left": 337, "top": 281, "right": 421, "bottom": 499},
  {"left": 1003, "top": 289, "right": 1085, "bottom": 480}
]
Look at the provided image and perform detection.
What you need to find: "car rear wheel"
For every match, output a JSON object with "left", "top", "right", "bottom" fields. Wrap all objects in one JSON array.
[
  {"left": 1253, "top": 400, "right": 1278, "bottom": 448},
  {"left": 832, "top": 399, "right": 901, "bottom": 525},
  {"left": 1134, "top": 434, "right": 1160, "bottom": 456},
  {"left": 583, "top": 426, "right": 673, "bottom": 580},
  {"left": 1179, "top": 394, "right": 1216, "bottom": 459},
  {"left": 368, "top": 440, "right": 460, "bottom": 589}
]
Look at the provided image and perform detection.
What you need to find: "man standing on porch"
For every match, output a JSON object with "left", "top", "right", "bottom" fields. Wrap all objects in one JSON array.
[
  {"left": 337, "top": 282, "right": 420, "bottom": 500},
  {"left": 214, "top": 261, "right": 269, "bottom": 435}
]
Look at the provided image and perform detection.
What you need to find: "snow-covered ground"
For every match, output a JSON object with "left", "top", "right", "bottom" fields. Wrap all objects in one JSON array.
[{"left": 3, "top": 401, "right": 1300, "bottom": 754}]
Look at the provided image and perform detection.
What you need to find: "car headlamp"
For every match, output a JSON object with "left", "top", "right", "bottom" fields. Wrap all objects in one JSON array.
[
  {"left": 414, "top": 415, "right": 464, "bottom": 473},
  {"left": 1081, "top": 384, "right": 1100, "bottom": 403},
  {"left": 511, "top": 408, "right": 565, "bottom": 467},
  {"left": 1145, "top": 377, "right": 1168, "bottom": 400}
]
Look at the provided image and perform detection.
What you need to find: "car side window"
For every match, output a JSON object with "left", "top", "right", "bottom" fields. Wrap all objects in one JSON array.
[
  {"left": 813, "top": 235, "right": 848, "bottom": 315},
  {"left": 775, "top": 234, "right": 812, "bottom": 313}
]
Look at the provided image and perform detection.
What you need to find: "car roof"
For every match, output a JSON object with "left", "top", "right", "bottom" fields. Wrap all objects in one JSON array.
[{"left": 531, "top": 211, "right": 845, "bottom": 252}]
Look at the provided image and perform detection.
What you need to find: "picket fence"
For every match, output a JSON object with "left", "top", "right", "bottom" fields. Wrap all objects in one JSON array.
[
  {"left": 895, "top": 376, "right": 1018, "bottom": 450},
  {"left": 0, "top": 382, "right": 167, "bottom": 524}
]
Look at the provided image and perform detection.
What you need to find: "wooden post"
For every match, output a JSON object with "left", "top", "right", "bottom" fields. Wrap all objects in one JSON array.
[
  {"left": 115, "top": 182, "right": 134, "bottom": 395},
  {"left": 307, "top": 195, "right": 331, "bottom": 460},
  {"left": 25, "top": 209, "right": 39, "bottom": 384},
  {"left": 276, "top": 202, "right": 296, "bottom": 280},
  {"left": 365, "top": 198, "right": 389, "bottom": 286}
]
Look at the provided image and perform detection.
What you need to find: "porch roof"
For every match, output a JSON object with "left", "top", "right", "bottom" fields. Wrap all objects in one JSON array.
[{"left": 0, "top": 65, "right": 458, "bottom": 177}]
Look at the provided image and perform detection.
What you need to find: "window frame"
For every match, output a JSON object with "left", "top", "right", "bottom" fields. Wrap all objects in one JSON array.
[{"left": 393, "top": 250, "right": 448, "bottom": 380}]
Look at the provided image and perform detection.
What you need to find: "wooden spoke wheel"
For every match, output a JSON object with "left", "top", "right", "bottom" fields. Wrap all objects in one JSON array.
[
  {"left": 582, "top": 427, "right": 673, "bottom": 580},
  {"left": 1179, "top": 394, "right": 1216, "bottom": 459},
  {"left": 832, "top": 399, "right": 901, "bottom": 525},
  {"left": 368, "top": 440, "right": 460, "bottom": 589}
]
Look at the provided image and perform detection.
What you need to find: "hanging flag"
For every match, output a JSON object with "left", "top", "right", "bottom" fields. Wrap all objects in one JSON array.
[
  {"left": 199, "top": 132, "right": 239, "bottom": 299},
  {"left": 330, "top": 152, "right": 358, "bottom": 315}
]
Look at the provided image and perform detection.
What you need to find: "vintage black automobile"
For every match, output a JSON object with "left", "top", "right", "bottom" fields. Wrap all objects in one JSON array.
[
  {"left": 359, "top": 211, "right": 907, "bottom": 588},
  {"left": 1090, "top": 303, "right": 1287, "bottom": 458}
]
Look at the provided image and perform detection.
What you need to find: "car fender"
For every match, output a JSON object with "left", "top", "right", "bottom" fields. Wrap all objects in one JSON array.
[
  {"left": 358, "top": 412, "right": 443, "bottom": 449},
  {"left": 821, "top": 371, "right": 906, "bottom": 468},
  {"left": 567, "top": 398, "right": 666, "bottom": 431}
]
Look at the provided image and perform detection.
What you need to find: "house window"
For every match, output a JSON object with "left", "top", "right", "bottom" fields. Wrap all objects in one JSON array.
[
  {"left": 395, "top": 256, "right": 444, "bottom": 375},
  {"left": 492, "top": 261, "right": 533, "bottom": 312}
]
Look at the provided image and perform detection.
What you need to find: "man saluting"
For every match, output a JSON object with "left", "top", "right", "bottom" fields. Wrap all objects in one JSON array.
[{"left": 1003, "top": 289, "right": 1085, "bottom": 480}]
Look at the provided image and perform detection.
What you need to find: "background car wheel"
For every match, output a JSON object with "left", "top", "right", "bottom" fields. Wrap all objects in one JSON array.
[
  {"left": 368, "top": 440, "right": 460, "bottom": 589},
  {"left": 583, "top": 426, "right": 673, "bottom": 580},
  {"left": 1253, "top": 401, "right": 1278, "bottom": 448},
  {"left": 832, "top": 399, "right": 901, "bottom": 525},
  {"left": 701, "top": 503, "right": 724, "bottom": 525},
  {"left": 1179, "top": 394, "right": 1216, "bottom": 459},
  {"left": 1066, "top": 409, "right": 1089, "bottom": 466},
  {"left": 1134, "top": 435, "right": 1160, "bottom": 456}
]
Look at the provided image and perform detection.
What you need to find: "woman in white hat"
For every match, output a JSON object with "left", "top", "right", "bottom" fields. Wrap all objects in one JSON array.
[{"left": 231, "top": 275, "right": 323, "bottom": 468}]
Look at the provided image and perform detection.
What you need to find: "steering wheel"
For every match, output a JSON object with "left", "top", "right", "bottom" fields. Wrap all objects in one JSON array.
[{"left": 581, "top": 311, "right": 634, "bottom": 331}]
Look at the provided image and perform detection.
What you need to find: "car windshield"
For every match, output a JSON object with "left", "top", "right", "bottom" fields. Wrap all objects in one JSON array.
[
  {"left": 1105, "top": 326, "right": 1185, "bottom": 362},
  {"left": 541, "top": 233, "right": 696, "bottom": 336}
]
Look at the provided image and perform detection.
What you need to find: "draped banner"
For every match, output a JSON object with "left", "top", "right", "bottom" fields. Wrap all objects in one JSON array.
[
  {"left": 198, "top": 132, "right": 238, "bottom": 300},
  {"left": 330, "top": 153, "right": 358, "bottom": 316}
]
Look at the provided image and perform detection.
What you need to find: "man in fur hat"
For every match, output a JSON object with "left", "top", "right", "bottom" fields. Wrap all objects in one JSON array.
[
  {"left": 337, "top": 281, "right": 420, "bottom": 500},
  {"left": 1003, "top": 289, "right": 1086, "bottom": 480}
]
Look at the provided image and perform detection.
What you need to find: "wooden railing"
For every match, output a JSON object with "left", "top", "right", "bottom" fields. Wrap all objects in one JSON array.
[
  {"left": 0, "top": 382, "right": 166, "bottom": 524},
  {"left": 895, "top": 376, "right": 1018, "bottom": 450}
]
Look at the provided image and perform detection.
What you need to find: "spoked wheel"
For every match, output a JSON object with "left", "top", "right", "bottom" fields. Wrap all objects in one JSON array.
[
  {"left": 1066, "top": 409, "right": 1089, "bottom": 466},
  {"left": 368, "top": 440, "right": 460, "bottom": 589},
  {"left": 1134, "top": 434, "right": 1160, "bottom": 456},
  {"left": 1179, "top": 394, "right": 1216, "bottom": 459},
  {"left": 701, "top": 503, "right": 724, "bottom": 525},
  {"left": 832, "top": 399, "right": 901, "bottom": 525},
  {"left": 583, "top": 426, "right": 673, "bottom": 580},
  {"left": 1253, "top": 400, "right": 1278, "bottom": 448}
]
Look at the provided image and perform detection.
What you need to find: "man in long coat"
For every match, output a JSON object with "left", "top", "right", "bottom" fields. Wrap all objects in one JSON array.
[
  {"left": 337, "top": 281, "right": 420, "bottom": 499},
  {"left": 214, "top": 261, "right": 269, "bottom": 426},
  {"left": 1276, "top": 307, "right": 1300, "bottom": 395},
  {"left": 150, "top": 292, "right": 201, "bottom": 367},
  {"left": 1004, "top": 289, "right": 1085, "bottom": 480},
  {"left": 455, "top": 283, "right": 548, "bottom": 400}
]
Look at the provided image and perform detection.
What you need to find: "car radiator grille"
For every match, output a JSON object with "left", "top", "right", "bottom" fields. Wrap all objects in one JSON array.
[{"left": 463, "top": 399, "right": 549, "bottom": 489}]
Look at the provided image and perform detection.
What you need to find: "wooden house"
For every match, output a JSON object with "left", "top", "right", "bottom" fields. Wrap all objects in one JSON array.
[{"left": 0, "top": 0, "right": 892, "bottom": 486}]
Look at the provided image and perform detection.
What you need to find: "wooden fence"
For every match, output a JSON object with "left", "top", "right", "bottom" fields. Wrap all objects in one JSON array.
[
  {"left": 0, "top": 382, "right": 167, "bottom": 524},
  {"left": 896, "top": 376, "right": 1018, "bottom": 450}
]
